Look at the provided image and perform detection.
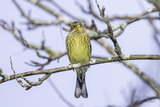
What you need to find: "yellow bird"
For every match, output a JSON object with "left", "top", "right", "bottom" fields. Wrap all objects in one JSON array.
[{"left": 66, "top": 21, "right": 91, "bottom": 98}]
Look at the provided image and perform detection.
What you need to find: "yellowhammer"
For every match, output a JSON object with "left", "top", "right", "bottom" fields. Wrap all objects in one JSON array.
[{"left": 66, "top": 21, "right": 91, "bottom": 98}]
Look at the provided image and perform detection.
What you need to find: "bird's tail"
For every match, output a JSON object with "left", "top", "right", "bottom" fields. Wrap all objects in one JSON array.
[
  {"left": 75, "top": 67, "right": 88, "bottom": 98},
  {"left": 75, "top": 76, "right": 88, "bottom": 98}
]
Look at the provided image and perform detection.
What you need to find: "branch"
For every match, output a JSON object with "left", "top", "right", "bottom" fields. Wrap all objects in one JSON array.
[
  {"left": 100, "top": 8, "right": 159, "bottom": 36},
  {"left": 126, "top": 8, "right": 159, "bottom": 25},
  {"left": 10, "top": 57, "right": 51, "bottom": 90},
  {"left": 75, "top": 0, "right": 103, "bottom": 21},
  {"left": 108, "top": 16, "right": 160, "bottom": 21},
  {"left": 28, "top": 0, "right": 71, "bottom": 26},
  {"left": 0, "top": 68, "right": 10, "bottom": 80},
  {"left": 0, "top": 20, "right": 66, "bottom": 69},
  {"left": 93, "top": 4, "right": 160, "bottom": 99},
  {"left": 96, "top": 39, "right": 160, "bottom": 99},
  {"left": 1, "top": 55, "right": 160, "bottom": 84},
  {"left": 13, "top": 0, "right": 71, "bottom": 29},
  {"left": 25, "top": 51, "right": 67, "bottom": 70},
  {"left": 128, "top": 96, "right": 158, "bottom": 107},
  {"left": 95, "top": 0, "right": 124, "bottom": 59},
  {"left": 148, "top": 0, "right": 160, "bottom": 10}
]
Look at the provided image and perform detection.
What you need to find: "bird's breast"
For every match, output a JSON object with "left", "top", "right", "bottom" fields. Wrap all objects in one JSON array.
[{"left": 67, "top": 35, "right": 91, "bottom": 64}]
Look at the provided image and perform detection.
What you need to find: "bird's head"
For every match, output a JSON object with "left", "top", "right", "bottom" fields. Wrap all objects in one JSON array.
[{"left": 70, "top": 21, "right": 83, "bottom": 32}]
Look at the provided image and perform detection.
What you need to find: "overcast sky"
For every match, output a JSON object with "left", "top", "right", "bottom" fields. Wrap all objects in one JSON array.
[{"left": 0, "top": 0, "right": 160, "bottom": 107}]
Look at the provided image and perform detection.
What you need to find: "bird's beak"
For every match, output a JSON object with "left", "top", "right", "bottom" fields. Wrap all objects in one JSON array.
[{"left": 78, "top": 23, "right": 82, "bottom": 27}]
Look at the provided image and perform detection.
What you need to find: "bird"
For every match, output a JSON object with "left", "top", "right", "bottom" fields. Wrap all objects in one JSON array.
[{"left": 66, "top": 21, "right": 91, "bottom": 98}]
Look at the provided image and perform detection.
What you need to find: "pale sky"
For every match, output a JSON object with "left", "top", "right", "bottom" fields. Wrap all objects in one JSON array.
[{"left": 0, "top": 0, "right": 160, "bottom": 107}]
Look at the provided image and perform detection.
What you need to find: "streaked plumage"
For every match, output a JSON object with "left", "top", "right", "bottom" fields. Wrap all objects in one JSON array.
[{"left": 66, "top": 21, "right": 91, "bottom": 98}]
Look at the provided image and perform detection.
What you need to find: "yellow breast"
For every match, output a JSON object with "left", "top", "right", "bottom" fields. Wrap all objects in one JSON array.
[{"left": 66, "top": 28, "right": 91, "bottom": 64}]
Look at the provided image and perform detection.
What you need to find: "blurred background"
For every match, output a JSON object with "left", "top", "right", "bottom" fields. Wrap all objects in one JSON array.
[{"left": 0, "top": 0, "right": 160, "bottom": 107}]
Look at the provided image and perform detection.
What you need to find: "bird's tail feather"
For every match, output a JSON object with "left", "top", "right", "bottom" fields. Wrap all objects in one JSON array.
[{"left": 74, "top": 76, "right": 88, "bottom": 98}]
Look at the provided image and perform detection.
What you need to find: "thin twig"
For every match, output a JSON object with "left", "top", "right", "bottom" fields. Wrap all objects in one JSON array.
[
  {"left": 128, "top": 96, "right": 158, "bottom": 107},
  {"left": 10, "top": 57, "right": 51, "bottom": 90},
  {"left": 10, "top": 57, "right": 20, "bottom": 83}
]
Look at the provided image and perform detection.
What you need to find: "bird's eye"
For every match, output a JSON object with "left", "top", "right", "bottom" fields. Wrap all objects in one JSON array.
[{"left": 73, "top": 25, "right": 76, "bottom": 28}]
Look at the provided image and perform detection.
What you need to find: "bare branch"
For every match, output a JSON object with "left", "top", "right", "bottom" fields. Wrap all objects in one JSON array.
[
  {"left": 75, "top": 0, "right": 103, "bottom": 21},
  {"left": 10, "top": 56, "right": 51, "bottom": 90},
  {"left": 148, "top": 0, "right": 160, "bottom": 10},
  {"left": 108, "top": 16, "right": 160, "bottom": 21},
  {"left": 1, "top": 20, "right": 66, "bottom": 69},
  {"left": 28, "top": 0, "right": 71, "bottom": 26},
  {"left": 96, "top": 39, "right": 160, "bottom": 99},
  {"left": 0, "top": 68, "right": 10, "bottom": 80},
  {"left": 95, "top": 0, "right": 124, "bottom": 59},
  {"left": 128, "top": 96, "right": 158, "bottom": 107},
  {"left": 126, "top": 8, "right": 159, "bottom": 25},
  {"left": 1, "top": 55, "right": 160, "bottom": 84},
  {"left": 13, "top": 0, "right": 71, "bottom": 29}
]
